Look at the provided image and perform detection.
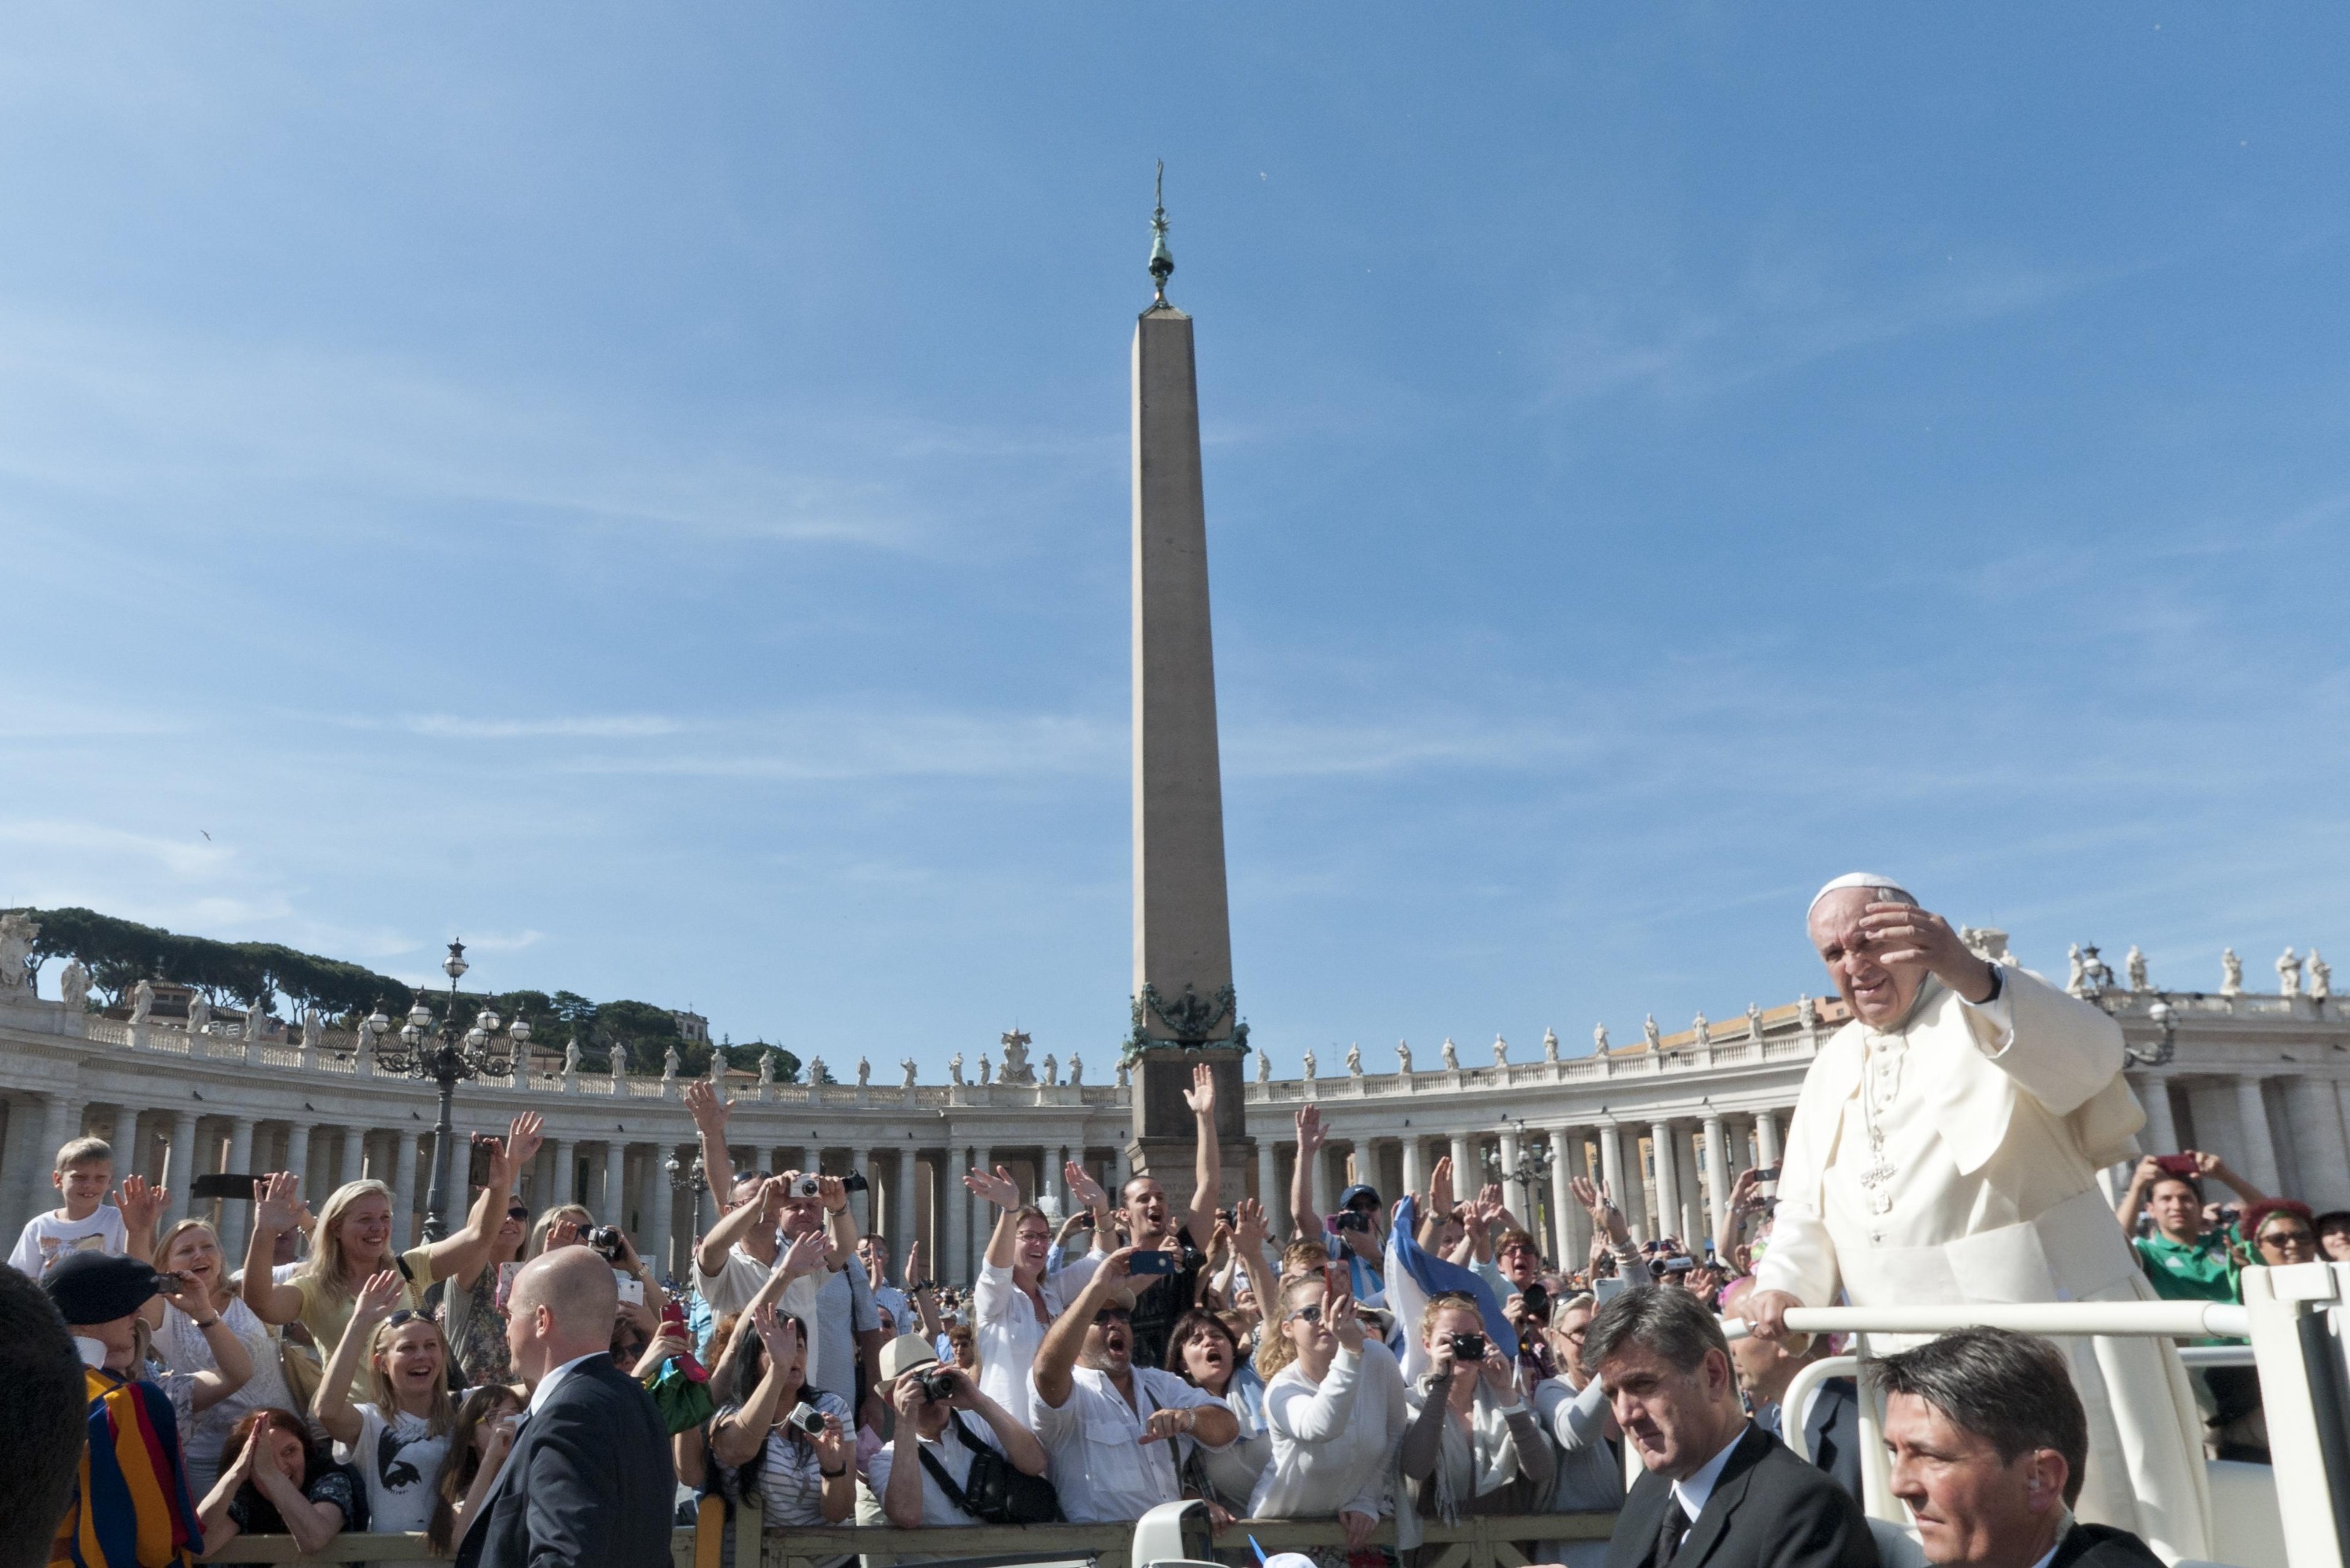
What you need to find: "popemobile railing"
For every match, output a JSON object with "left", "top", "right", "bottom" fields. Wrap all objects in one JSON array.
[
  {"left": 203, "top": 1505, "right": 1607, "bottom": 1568},
  {"left": 1720, "top": 1266, "right": 2350, "bottom": 1568}
]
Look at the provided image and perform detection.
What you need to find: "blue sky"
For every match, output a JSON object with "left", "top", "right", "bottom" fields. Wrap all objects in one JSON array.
[{"left": 4, "top": 6, "right": 2347, "bottom": 1075}]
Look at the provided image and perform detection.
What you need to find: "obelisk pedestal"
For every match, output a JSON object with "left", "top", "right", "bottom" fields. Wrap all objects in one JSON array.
[{"left": 1123, "top": 191, "right": 1253, "bottom": 1214}]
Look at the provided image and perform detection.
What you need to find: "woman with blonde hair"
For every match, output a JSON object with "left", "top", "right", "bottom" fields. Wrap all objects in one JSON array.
[
  {"left": 526, "top": 1202, "right": 595, "bottom": 1256},
  {"left": 1249, "top": 1273, "right": 1407, "bottom": 1543},
  {"left": 242, "top": 1114, "right": 543, "bottom": 1356},
  {"left": 315, "top": 1270, "right": 468, "bottom": 1539},
  {"left": 1397, "top": 1292, "right": 1553, "bottom": 1559},
  {"left": 144, "top": 1216, "right": 287, "bottom": 1496},
  {"left": 425, "top": 1384, "right": 524, "bottom": 1555}
]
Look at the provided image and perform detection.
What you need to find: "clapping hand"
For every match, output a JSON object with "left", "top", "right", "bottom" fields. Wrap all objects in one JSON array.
[{"left": 963, "top": 1165, "right": 1020, "bottom": 1209}]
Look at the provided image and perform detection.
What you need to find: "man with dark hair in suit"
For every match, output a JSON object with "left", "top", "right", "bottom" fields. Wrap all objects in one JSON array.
[
  {"left": 0, "top": 1263, "right": 86, "bottom": 1568},
  {"left": 1877, "top": 1328, "right": 2163, "bottom": 1568},
  {"left": 1720, "top": 1277, "right": 1863, "bottom": 1503},
  {"left": 454, "top": 1247, "right": 674, "bottom": 1568},
  {"left": 1590, "top": 1286, "right": 1876, "bottom": 1568}
]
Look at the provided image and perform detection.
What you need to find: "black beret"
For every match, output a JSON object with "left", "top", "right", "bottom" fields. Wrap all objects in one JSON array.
[{"left": 42, "top": 1252, "right": 165, "bottom": 1327}]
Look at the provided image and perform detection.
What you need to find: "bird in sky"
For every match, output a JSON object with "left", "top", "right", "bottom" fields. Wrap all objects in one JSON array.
[{"left": 200, "top": 830, "right": 212, "bottom": 840}]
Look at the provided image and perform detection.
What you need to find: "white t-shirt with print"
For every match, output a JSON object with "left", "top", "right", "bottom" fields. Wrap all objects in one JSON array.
[
  {"left": 338, "top": 1399, "right": 463, "bottom": 1534},
  {"left": 9, "top": 1206, "right": 128, "bottom": 1277}
]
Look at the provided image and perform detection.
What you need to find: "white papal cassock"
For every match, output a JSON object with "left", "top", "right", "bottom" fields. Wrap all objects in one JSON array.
[{"left": 1755, "top": 966, "right": 2210, "bottom": 1563}]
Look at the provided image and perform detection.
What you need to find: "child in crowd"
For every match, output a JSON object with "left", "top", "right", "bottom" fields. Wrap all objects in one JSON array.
[
  {"left": 10, "top": 1136, "right": 128, "bottom": 1275},
  {"left": 314, "top": 1270, "right": 468, "bottom": 1538}
]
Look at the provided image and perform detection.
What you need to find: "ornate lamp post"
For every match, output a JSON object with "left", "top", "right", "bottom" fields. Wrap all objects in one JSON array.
[
  {"left": 665, "top": 1152, "right": 710, "bottom": 1248},
  {"left": 372, "top": 940, "right": 531, "bottom": 1241}
]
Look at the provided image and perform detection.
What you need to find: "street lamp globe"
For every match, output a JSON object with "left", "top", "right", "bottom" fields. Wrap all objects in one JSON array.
[{"left": 443, "top": 940, "right": 469, "bottom": 983}]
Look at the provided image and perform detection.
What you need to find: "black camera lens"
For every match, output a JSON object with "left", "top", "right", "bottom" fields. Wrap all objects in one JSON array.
[{"left": 1449, "top": 1331, "right": 1487, "bottom": 1361}]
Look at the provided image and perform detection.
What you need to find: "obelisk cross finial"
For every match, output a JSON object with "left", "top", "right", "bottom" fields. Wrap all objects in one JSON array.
[{"left": 1148, "top": 159, "right": 1174, "bottom": 305}]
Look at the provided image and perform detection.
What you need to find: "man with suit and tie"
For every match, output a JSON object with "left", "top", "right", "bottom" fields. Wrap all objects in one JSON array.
[
  {"left": 1589, "top": 1287, "right": 1876, "bottom": 1568},
  {"left": 455, "top": 1246, "right": 674, "bottom": 1568},
  {"left": 1721, "top": 1278, "right": 1864, "bottom": 1503},
  {"left": 1878, "top": 1329, "right": 2164, "bottom": 1568}
]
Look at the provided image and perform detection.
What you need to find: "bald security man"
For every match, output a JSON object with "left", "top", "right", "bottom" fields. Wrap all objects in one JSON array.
[{"left": 455, "top": 1247, "right": 675, "bottom": 1568}]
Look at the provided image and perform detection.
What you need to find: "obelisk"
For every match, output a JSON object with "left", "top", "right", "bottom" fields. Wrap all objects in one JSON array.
[{"left": 1126, "top": 168, "right": 1251, "bottom": 1211}]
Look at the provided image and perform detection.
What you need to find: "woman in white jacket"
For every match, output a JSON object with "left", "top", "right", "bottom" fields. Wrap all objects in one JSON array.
[{"left": 1247, "top": 1273, "right": 1408, "bottom": 1553}]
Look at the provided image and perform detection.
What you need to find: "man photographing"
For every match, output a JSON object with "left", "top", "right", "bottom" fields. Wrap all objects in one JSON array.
[{"left": 1878, "top": 1328, "right": 2162, "bottom": 1568}]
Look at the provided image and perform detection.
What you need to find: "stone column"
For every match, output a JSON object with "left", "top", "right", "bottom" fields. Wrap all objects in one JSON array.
[
  {"left": 551, "top": 1140, "right": 575, "bottom": 1207},
  {"left": 1755, "top": 1111, "right": 1781, "bottom": 1172},
  {"left": 852, "top": 1148, "right": 873, "bottom": 1234},
  {"left": 2234, "top": 1076, "right": 2283, "bottom": 1197},
  {"left": 970, "top": 1143, "right": 994, "bottom": 1284},
  {"left": 1674, "top": 1128, "right": 1705, "bottom": 1247},
  {"left": 601, "top": 1142, "right": 627, "bottom": 1230},
  {"left": 390, "top": 1129, "right": 421, "bottom": 1249},
  {"left": 1599, "top": 1123, "right": 1639, "bottom": 1243},
  {"left": 1649, "top": 1122, "right": 1679, "bottom": 1246},
  {"left": 284, "top": 1123, "right": 313, "bottom": 1209},
  {"left": 944, "top": 1144, "right": 970, "bottom": 1288},
  {"left": 2129, "top": 1076, "right": 2179, "bottom": 1158},
  {"left": 1448, "top": 1132, "right": 1472, "bottom": 1193},
  {"left": 1112, "top": 1143, "right": 1132, "bottom": 1198},
  {"left": 2283, "top": 1079, "right": 2350, "bottom": 1210},
  {"left": 1548, "top": 1126, "right": 1581, "bottom": 1267},
  {"left": 1701, "top": 1113, "right": 1731, "bottom": 1252},
  {"left": 1496, "top": 1128, "right": 1523, "bottom": 1219},
  {"left": 1050, "top": 1145, "right": 1071, "bottom": 1218},
  {"left": 641, "top": 1148, "right": 673, "bottom": 1281},
  {"left": 163, "top": 1109, "right": 200, "bottom": 1223},
  {"left": 894, "top": 1152, "right": 918, "bottom": 1279},
  {"left": 338, "top": 1128, "right": 364, "bottom": 1191},
  {"left": 1255, "top": 1141, "right": 1279, "bottom": 1217},
  {"left": 1401, "top": 1136, "right": 1426, "bottom": 1202},
  {"left": 222, "top": 1118, "right": 258, "bottom": 1255}
]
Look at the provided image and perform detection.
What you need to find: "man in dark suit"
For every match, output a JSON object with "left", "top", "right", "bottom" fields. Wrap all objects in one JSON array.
[
  {"left": 1590, "top": 1286, "right": 1876, "bottom": 1568},
  {"left": 456, "top": 1246, "right": 675, "bottom": 1568},
  {"left": 1723, "top": 1277, "right": 1864, "bottom": 1502},
  {"left": 1878, "top": 1329, "right": 2164, "bottom": 1568}
]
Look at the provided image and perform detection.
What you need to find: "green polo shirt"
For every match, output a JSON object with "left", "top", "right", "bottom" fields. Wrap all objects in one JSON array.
[{"left": 2134, "top": 1230, "right": 2240, "bottom": 1304}]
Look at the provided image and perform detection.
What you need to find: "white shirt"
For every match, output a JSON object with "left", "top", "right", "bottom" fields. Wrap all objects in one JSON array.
[
  {"left": 338, "top": 1398, "right": 468, "bottom": 1534},
  {"left": 972, "top": 1252, "right": 1101, "bottom": 1415},
  {"left": 530, "top": 1351, "right": 607, "bottom": 1416},
  {"left": 1029, "top": 1364, "right": 1228, "bottom": 1523},
  {"left": 9, "top": 1205, "right": 127, "bottom": 1276},
  {"left": 1249, "top": 1341, "right": 1407, "bottom": 1520},
  {"left": 1671, "top": 1425, "right": 1751, "bottom": 1523},
  {"left": 866, "top": 1422, "right": 983, "bottom": 1526}
]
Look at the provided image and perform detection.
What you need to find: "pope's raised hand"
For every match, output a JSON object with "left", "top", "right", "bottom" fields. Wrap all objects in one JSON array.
[{"left": 1859, "top": 902, "right": 1997, "bottom": 1002}]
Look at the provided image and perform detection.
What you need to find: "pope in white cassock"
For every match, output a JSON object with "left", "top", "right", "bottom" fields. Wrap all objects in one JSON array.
[{"left": 1747, "top": 874, "right": 2209, "bottom": 1563}]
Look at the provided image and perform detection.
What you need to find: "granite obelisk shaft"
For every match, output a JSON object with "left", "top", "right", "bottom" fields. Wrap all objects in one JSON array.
[{"left": 1129, "top": 301, "right": 1248, "bottom": 1204}]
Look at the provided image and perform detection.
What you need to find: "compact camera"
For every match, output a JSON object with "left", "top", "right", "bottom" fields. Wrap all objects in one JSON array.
[
  {"left": 913, "top": 1370, "right": 960, "bottom": 1403},
  {"left": 784, "top": 1402, "right": 829, "bottom": 1436},
  {"left": 1332, "top": 1210, "right": 1372, "bottom": 1234},
  {"left": 587, "top": 1227, "right": 626, "bottom": 1260},
  {"left": 1448, "top": 1331, "right": 1487, "bottom": 1361}
]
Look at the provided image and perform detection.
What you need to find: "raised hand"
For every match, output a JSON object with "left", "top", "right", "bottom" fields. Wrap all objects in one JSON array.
[
  {"left": 779, "top": 1230, "right": 830, "bottom": 1280},
  {"left": 904, "top": 1238, "right": 926, "bottom": 1286},
  {"left": 1326, "top": 1277, "right": 1365, "bottom": 1352},
  {"left": 682, "top": 1078, "right": 731, "bottom": 1135},
  {"left": 1064, "top": 1161, "right": 1108, "bottom": 1213},
  {"left": 485, "top": 1113, "right": 544, "bottom": 1187},
  {"left": 117, "top": 1174, "right": 164, "bottom": 1234},
  {"left": 548, "top": 1216, "right": 584, "bottom": 1250},
  {"left": 1427, "top": 1154, "right": 1454, "bottom": 1216},
  {"left": 1234, "top": 1197, "right": 1270, "bottom": 1248},
  {"left": 255, "top": 1172, "right": 302, "bottom": 1238},
  {"left": 1183, "top": 1061, "right": 1217, "bottom": 1116},
  {"left": 752, "top": 1302, "right": 798, "bottom": 1362},
  {"left": 1858, "top": 901, "right": 1997, "bottom": 1002},
  {"left": 353, "top": 1270, "right": 405, "bottom": 1328},
  {"left": 1294, "top": 1104, "right": 1325, "bottom": 1156},
  {"left": 962, "top": 1165, "right": 1020, "bottom": 1209}
]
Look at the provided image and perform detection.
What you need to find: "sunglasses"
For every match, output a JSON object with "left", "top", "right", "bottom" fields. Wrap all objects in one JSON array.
[
  {"left": 382, "top": 1309, "right": 423, "bottom": 1330},
  {"left": 1285, "top": 1303, "right": 1325, "bottom": 1324},
  {"left": 1091, "top": 1309, "right": 1133, "bottom": 1326},
  {"left": 507, "top": 1206, "right": 530, "bottom": 1221}
]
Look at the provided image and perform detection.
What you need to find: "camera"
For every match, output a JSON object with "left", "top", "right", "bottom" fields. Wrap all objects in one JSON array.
[
  {"left": 1650, "top": 1255, "right": 1694, "bottom": 1278},
  {"left": 1447, "top": 1331, "right": 1487, "bottom": 1361},
  {"left": 587, "top": 1227, "right": 626, "bottom": 1260},
  {"left": 913, "top": 1369, "right": 959, "bottom": 1403},
  {"left": 784, "top": 1402, "right": 828, "bottom": 1436},
  {"left": 1520, "top": 1284, "right": 1551, "bottom": 1327},
  {"left": 1332, "top": 1210, "right": 1372, "bottom": 1234},
  {"left": 790, "top": 1176, "right": 822, "bottom": 1199}
]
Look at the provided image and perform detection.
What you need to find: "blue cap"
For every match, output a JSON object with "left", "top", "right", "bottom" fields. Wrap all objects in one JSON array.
[{"left": 1337, "top": 1183, "right": 1381, "bottom": 1210}]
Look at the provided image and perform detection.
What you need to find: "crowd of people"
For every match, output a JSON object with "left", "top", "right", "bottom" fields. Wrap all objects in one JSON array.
[{"left": 0, "top": 877, "right": 2325, "bottom": 1568}]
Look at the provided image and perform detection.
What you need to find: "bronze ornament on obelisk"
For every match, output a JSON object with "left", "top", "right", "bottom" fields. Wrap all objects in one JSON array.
[{"left": 1124, "top": 166, "right": 1253, "bottom": 1212}]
